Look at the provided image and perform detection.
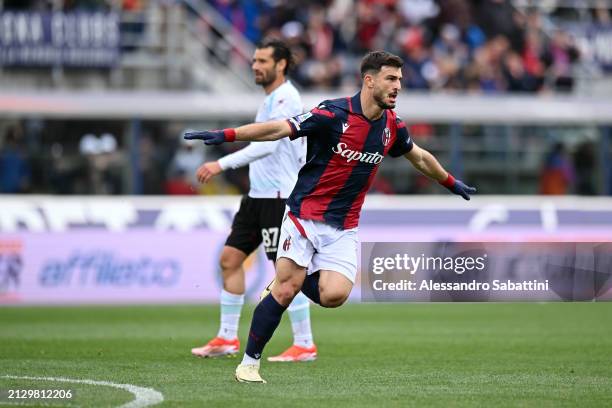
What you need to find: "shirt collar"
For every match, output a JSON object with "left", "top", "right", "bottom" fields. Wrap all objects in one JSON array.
[
  {"left": 268, "top": 80, "right": 289, "bottom": 97},
  {"left": 350, "top": 92, "right": 363, "bottom": 115},
  {"left": 350, "top": 91, "right": 386, "bottom": 122}
]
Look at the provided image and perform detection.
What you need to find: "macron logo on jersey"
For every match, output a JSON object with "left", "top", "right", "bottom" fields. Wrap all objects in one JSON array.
[
  {"left": 332, "top": 142, "right": 384, "bottom": 164},
  {"left": 342, "top": 122, "right": 350, "bottom": 133}
]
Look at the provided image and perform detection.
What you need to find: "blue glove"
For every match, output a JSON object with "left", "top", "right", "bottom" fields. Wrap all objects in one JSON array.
[
  {"left": 440, "top": 174, "right": 476, "bottom": 200},
  {"left": 183, "top": 128, "right": 236, "bottom": 145}
]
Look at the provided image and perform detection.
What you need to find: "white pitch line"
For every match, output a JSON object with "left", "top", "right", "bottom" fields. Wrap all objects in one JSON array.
[{"left": 1, "top": 375, "right": 163, "bottom": 408}]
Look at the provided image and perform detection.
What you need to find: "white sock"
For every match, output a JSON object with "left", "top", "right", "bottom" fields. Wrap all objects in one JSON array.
[
  {"left": 241, "top": 353, "right": 260, "bottom": 367},
  {"left": 287, "top": 292, "right": 314, "bottom": 348},
  {"left": 217, "top": 289, "right": 244, "bottom": 340}
]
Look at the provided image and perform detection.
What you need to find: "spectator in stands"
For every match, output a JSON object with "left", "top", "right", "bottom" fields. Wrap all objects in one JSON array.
[
  {"left": 522, "top": 27, "right": 546, "bottom": 87},
  {"left": 120, "top": 0, "right": 146, "bottom": 53},
  {"left": 539, "top": 142, "right": 575, "bottom": 195},
  {"left": 502, "top": 51, "right": 541, "bottom": 92},
  {"left": 12, "top": 0, "right": 587, "bottom": 95},
  {"left": 473, "top": 0, "right": 524, "bottom": 52},
  {"left": 235, "top": 0, "right": 583, "bottom": 95},
  {"left": 48, "top": 141, "right": 82, "bottom": 195},
  {"left": 593, "top": 0, "right": 611, "bottom": 24},
  {"left": 212, "top": 0, "right": 247, "bottom": 35},
  {"left": 548, "top": 29, "right": 580, "bottom": 92},
  {"left": 354, "top": 0, "right": 382, "bottom": 53},
  {"left": 573, "top": 141, "right": 597, "bottom": 195},
  {"left": 78, "top": 133, "right": 124, "bottom": 194},
  {"left": 436, "top": 0, "right": 471, "bottom": 30},
  {"left": 398, "top": 0, "right": 439, "bottom": 26},
  {"left": 401, "top": 26, "right": 438, "bottom": 90},
  {"left": 164, "top": 169, "right": 197, "bottom": 195},
  {"left": 432, "top": 23, "right": 467, "bottom": 90},
  {"left": 139, "top": 133, "right": 166, "bottom": 195},
  {"left": 469, "top": 35, "right": 509, "bottom": 93},
  {"left": 301, "top": 5, "right": 343, "bottom": 89},
  {"left": 0, "top": 125, "right": 31, "bottom": 194},
  {"left": 167, "top": 134, "right": 206, "bottom": 190}
]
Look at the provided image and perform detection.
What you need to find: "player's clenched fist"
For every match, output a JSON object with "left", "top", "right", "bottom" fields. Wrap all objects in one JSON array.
[
  {"left": 196, "top": 161, "right": 222, "bottom": 184},
  {"left": 184, "top": 129, "right": 236, "bottom": 145}
]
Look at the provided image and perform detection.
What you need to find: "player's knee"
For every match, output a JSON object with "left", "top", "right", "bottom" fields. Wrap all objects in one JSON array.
[
  {"left": 219, "top": 250, "right": 243, "bottom": 272},
  {"left": 318, "top": 274, "right": 351, "bottom": 308},
  {"left": 272, "top": 281, "right": 301, "bottom": 305},
  {"left": 319, "top": 290, "right": 349, "bottom": 308}
]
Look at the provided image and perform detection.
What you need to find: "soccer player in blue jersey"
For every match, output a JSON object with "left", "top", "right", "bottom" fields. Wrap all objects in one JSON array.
[{"left": 185, "top": 50, "right": 476, "bottom": 383}]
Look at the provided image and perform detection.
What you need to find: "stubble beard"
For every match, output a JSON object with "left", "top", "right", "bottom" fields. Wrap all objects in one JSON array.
[
  {"left": 255, "top": 69, "right": 277, "bottom": 88},
  {"left": 374, "top": 90, "right": 395, "bottom": 110}
]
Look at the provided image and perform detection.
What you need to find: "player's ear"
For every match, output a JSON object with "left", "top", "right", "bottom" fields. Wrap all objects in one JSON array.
[
  {"left": 277, "top": 58, "right": 287, "bottom": 74},
  {"left": 364, "top": 73, "right": 375, "bottom": 88}
]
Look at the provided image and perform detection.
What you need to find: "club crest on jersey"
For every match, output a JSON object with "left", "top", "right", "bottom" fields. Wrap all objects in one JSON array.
[
  {"left": 382, "top": 128, "right": 391, "bottom": 146},
  {"left": 283, "top": 236, "right": 291, "bottom": 251}
]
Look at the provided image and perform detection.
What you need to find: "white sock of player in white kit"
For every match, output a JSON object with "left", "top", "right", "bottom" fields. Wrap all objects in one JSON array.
[
  {"left": 217, "top": 289, "right": 244, "bottom": 340},
  {"left": 287, "top": 292, "right": 314, "bottom": 348}
]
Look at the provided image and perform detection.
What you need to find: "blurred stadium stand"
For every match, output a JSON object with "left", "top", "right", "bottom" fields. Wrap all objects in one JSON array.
[
  {"left": 0, "top": 0, "right": 611, "bottom": 196},
  {"left": 0, "top": 0, "right": 257, "bottom": 91},
  {"left": 1, "top": 0, "right": 611, "bottom": 93}
]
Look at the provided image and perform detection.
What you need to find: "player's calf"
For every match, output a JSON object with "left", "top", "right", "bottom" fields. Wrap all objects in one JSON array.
[{"left": 220, "top": 246, "right": 247, "bottom": 293}]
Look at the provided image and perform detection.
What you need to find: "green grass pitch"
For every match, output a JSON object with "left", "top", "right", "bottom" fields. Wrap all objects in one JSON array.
[{"left": 1, "top": 303, "right": 611, "bottom": 407}]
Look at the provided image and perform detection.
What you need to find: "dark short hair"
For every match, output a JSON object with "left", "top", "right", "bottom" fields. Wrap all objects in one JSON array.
[
  {"left": 360, "top": 51, "right": 404, "bottom": 78},
  {"left": 256, "top": 39, "right": 294, "bottom": 75}
]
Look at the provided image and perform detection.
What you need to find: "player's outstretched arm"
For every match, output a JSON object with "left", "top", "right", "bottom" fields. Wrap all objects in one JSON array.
[
  {"left": 184, "top": 120, "right": 292, "bottom": 145},
  {"left": 404, "top": 143, "right": 476, "bottom": 200}
]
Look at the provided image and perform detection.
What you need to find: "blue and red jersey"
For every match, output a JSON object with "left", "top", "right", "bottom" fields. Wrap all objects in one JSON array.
[{"left": 286, "top": 92, "right": 413, "bottom": 230}]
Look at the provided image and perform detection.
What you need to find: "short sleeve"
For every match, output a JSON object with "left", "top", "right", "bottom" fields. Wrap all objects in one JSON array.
[
  {"left": 388, "top": 118, "right": 413, "bottom": 157},
  {"left": 287, "top": 103, "right": 335, "bottom": 140}
]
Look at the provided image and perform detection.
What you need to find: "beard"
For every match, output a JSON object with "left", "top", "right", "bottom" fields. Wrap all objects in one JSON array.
[
  {"left": 255, "top": 69, "right": 277, "bottom": 87},
  {"left": 373, "top": 89, "right": 395, "bottom": 109}
]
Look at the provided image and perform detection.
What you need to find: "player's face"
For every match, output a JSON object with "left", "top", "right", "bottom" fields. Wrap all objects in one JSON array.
[
  {"left": 372, "top": 66, "right": 402, "bottom": 109},
  {"left": 252, "top": 47, "right": 278, "bottom": 87}
]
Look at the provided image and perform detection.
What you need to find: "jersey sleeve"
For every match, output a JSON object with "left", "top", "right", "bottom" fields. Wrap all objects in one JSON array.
[
  {"left": 388, "top": 118, "right": 414, "bottom": 157},
  {"left": 286, "top": 103, "right": 335, "bottom": 140},
  {"left": 217, "top": 141, "right": 280, "bottom": 170}
]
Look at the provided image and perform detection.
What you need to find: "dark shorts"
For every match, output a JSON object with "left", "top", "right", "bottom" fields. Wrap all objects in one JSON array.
[{"left": 225, "top": 196, "right": 287, "bottom": 261}]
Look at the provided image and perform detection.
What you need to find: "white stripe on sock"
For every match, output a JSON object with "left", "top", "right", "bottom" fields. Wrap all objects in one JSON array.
[
  {"left": 291, "top": 319, "right": 314, "bottom": 348},
  {"left": 218, "top": 289, "right": 244, "bottom": 340}
]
